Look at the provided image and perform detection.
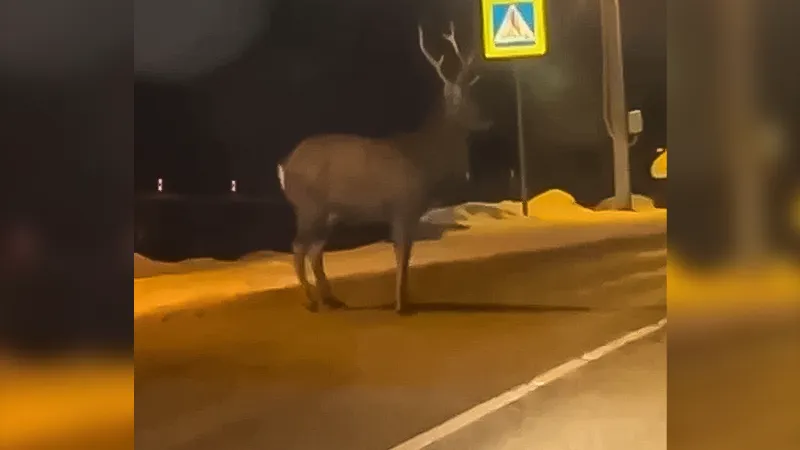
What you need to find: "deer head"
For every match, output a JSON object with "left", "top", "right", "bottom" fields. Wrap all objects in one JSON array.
[{"left": 418, "top": 22, "right": 491, "bottom": 130}]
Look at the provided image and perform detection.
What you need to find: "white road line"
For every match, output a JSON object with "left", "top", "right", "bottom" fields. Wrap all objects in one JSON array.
[{"left": 389, "top": 318, "right": 667, "bottom": 450}]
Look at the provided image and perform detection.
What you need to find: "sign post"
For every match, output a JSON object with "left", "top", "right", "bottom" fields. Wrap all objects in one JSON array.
[
  {"left": 480, "top": 0, "right": 548, "bottom": 216},
  {"left": 513, "top": 63, "right": 529, "bottom": 216}
]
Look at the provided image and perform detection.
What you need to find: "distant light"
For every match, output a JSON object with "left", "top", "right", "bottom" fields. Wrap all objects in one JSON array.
[
  {"left": 157, "top": 178, "right": 163, "bottom": 192},
  {"left": 465, "top": 172, "right": 470, "bottom": 181},
  {"left": 231, "top": 180, "right": 237, "bottom": 192}
]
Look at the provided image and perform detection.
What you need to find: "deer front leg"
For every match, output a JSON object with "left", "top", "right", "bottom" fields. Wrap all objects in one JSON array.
[{"left": 391, "top": 222, "right": 414, "bottom": 315}]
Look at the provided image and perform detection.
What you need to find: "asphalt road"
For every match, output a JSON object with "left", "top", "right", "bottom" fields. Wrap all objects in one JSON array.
[
  {"left": 427, "top": 328, "right": 666, "bottom": 450},
  {"left": 134, "top": 240, "right": 666, "bottom": 450}
]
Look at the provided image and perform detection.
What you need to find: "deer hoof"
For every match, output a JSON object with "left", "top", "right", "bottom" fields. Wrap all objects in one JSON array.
[
  {"left": 305, "top": 301, "right": 320, "bottom": 313},
  {"left": 323, "top": 296, "right": 347, "bottom": 310}
]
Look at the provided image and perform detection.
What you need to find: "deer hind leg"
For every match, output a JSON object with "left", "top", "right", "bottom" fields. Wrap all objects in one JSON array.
[
  {"left": 307, "top": 226, "right": 346, "bottom": 310},
  {"left": 391, "top": 219, "right": 415, "bottom": 315},
  {"left": 293, "top": 213, "right": 326, "bottom": 312},
  {"left": 292, "top": 240, "right": 317, "bottom": 312}
]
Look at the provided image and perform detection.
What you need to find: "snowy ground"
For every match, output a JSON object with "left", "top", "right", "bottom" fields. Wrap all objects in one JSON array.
[
  {"left": 133, "top": 190, "right": 665, "bottom": 318},
  {"left": 134, "top": 189, "right": 666, "bottom": 279}
]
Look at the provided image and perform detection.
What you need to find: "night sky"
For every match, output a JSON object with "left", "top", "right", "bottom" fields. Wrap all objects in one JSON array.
[{"left": 134, "top": 0, "right": 667, "bottom": 201}]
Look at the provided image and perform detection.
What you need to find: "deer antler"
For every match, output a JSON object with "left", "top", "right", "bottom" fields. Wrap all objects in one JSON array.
[
  {"left": 442, "top": 21, "right": 478, "bottom": 85},
  {"left": 418, "top": 25, "right": 448, "bottom": 84},
  {"left": 442, "top": 21, "right": 473, "bottom": 68},
  {"left": 419, "top": 22, "right": 480, "bottom": 86}
]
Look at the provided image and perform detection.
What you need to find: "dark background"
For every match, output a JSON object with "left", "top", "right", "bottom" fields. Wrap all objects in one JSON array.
[
  {"left": 134, "top": 0, "right": 667, "bottom": 261},
  {"left": 1, "top": 0, "right": 131, "bottom": 352}
]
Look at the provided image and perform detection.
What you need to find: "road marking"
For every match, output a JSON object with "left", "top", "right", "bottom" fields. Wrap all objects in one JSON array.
[{"left": 390, "top": 318, "right": 667, "bottom": 450}]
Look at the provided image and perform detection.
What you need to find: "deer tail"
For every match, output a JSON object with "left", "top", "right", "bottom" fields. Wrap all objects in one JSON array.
[{"left": 277, "top": 163, "right": 285, "bottom": 191}]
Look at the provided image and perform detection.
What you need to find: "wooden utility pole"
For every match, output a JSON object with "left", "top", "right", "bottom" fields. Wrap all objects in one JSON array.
[
  {"left": 599, "top": 0, "right": 632, "bottom": 210},
  {"left": 718, "top": 0, "right": 768, "bottom": 264}
]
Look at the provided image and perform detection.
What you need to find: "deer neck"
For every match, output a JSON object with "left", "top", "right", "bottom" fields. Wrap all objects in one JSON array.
[{"left": 402, "top": 103, "right": 470, "bottom": 184}]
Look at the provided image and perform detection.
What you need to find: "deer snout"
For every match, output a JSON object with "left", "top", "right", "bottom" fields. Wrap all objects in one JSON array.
[
  {"left": 474, "top": 118, "right": 493, "bottom": 131},
  {"left": 468, "top": 113, "right": 492, "bottom": 131},
  {"left": 463, "top": 103, "right": 492, "bottom": 131}
]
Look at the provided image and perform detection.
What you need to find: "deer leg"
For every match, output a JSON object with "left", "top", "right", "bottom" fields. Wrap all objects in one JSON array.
[
  {"left": 292, "top": 240, "right": 318, "bottom": 312},
  {"left": 293, "top": 214, "right": 325, "bottom": 312},
  {"left": 391, "top": 221, "right": 414, "bottom": 315},
  {"left": 308, "top": 237, "right": 346, "bottom": 310}
]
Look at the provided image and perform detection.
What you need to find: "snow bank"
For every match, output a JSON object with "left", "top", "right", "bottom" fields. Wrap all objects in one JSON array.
[
  {"left": 134, "top": 251, "right": 285, "bottom": 278},
  {"left": 136, "top": 189, "right": 665, "bottom": 278},
  {"left": 422, "top": 189, "right": 665, "bottom": 227},
  {"left": 134, "top": 253, "right": 162, "bottom": 278},
  {"left": 595, "top": 194, "right": 659, "bottom": 212},
  {"left": 651, "top": 148, "right": 667, "bottom": 179},
  {"left": 527, "top": 190, "right": 664, "bottom": 221},
  {"left": 136, "top": 220, "right": 666, "bottom": 318},
  {"left": 420, "top": 201, "right": 522, "bottom": 226}
]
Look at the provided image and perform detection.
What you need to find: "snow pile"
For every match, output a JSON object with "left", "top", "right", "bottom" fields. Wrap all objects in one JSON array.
[
  {"left": 421, "top": 189, "right": 665, "bottom": 228},
  {"left": 134, "top": 253, "right": 163, "bottom": 278},
  {"left": 523, "top": 190, "right": 663, "bottom": 221},
  {"left": 595, "top": 194, "right": 659, "bottom": 212},
  {"left": 523, "top": 189, "right": 592, "bottom": 220},
  {"left": 420, "top": 201, "right": 521, "bottom": 226},
  {"left": 529, "top": 191, "right": 667, "bottom": 223},
  {"left": 651, "top": 148, "right": 667, "bottom": 179}
]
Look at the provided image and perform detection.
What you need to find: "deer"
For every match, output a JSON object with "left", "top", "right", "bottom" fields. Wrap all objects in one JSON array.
[{"left": 278, "top": 22, "right": 489, "bottom": 314}]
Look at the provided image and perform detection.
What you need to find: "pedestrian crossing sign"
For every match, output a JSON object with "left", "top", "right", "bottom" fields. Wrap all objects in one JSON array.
[{"left": 481, "top": 0, "right": 548, "bottom": 59}]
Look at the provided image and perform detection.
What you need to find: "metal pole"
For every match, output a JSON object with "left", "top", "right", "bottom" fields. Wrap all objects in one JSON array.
[
  {"left": 514, "top": 63, "right": 529, "bottom": 216},
  {"left": 600, "top": 0, "right": 632, "bottom": 210}
]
